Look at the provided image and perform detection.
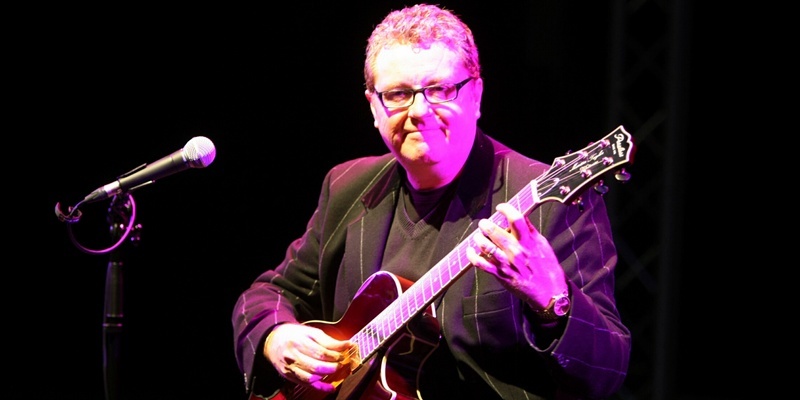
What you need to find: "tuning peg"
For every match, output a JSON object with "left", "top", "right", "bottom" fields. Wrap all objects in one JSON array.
[
  {"left": 594, "top": 181, "right": 609, "bottom": 195},
  {"left": 571, "top": 197, "right": 585, "bottom": 212},
  {"left": 614, "top": 168, "right": 631, "bottom": 182}
]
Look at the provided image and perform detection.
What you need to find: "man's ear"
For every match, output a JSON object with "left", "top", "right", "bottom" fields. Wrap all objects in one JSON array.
[
  {"left": 472, "top": 77, "right": 484, "bottom": 118},
  {"left": 366, "top": 90, "right": 379, "bottom": 128}
]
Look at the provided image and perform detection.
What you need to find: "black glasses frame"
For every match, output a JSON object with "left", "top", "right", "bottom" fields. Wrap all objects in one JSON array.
[{"left": 376, "top": 77, "right": 474, "bottom": 109}]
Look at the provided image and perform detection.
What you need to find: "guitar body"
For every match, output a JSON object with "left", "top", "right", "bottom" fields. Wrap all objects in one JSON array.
[{"left": 265, "top": 271, "right": 441, "bottom": 400}]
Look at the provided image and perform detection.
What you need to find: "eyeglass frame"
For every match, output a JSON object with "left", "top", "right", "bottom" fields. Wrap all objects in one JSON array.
[{"left": 374, "top": 77, "right": 474, "bottom": 109}]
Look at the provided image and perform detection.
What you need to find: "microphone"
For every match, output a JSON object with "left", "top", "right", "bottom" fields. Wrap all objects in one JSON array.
[{"left": 83, "top": 136, "right": 216, "bottom": 203}]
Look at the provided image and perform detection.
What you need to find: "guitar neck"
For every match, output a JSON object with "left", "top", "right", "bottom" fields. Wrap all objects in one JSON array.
[{"left": 350, "top": 125, "right": 633, "bottom": 361}]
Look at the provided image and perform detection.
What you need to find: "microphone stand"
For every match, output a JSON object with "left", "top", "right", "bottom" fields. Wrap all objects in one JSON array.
[
  {"left": 102, "top": 193, "right": 140, "bottom": 400},
  {"left": 55, "top": 136, "right": 214, "bottom": 399}
]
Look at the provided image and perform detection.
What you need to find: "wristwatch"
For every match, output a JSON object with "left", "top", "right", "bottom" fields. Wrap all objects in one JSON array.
[{"left": 533, "top": 289, "right": 571, "bottom": 321}]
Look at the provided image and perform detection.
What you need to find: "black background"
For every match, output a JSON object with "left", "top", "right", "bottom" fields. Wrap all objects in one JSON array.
[{"left": 10, "top": 1, "right": 745, "bottom": 399}]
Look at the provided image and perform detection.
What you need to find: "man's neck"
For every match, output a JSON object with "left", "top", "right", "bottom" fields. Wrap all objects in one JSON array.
[{"left": 405, "top": 164, "right": 464, "bottom": 191}]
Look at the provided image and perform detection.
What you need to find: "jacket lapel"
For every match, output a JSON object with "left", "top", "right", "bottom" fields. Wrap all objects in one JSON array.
[{"left": 337, "top": 160, "right": 402, "bottom": 308}]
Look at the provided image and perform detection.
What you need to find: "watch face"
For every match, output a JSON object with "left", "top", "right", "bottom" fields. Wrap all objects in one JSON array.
[{"left": 554, "top": 296, "right": 570, "bottom": 316}]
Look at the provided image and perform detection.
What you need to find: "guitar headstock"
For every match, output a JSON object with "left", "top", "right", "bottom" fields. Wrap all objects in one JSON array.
[{"left": 537, "top": 125, "right": 635, "bottom": 206}]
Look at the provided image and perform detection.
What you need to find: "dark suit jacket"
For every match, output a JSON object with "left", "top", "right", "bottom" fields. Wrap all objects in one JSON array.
[{"left": 233, "top": 130, "right": 631, "bottom": 399}]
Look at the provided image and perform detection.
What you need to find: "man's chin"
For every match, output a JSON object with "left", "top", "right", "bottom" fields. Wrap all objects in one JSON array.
[{"left": 401, "top": 148, "right": 437, "bottom": 165}]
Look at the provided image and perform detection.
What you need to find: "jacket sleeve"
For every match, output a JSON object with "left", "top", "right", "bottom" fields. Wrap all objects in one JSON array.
[
  {"left": 527, "top": 187, "right": 632, "bottom": 399},
  {"left": 230, "top": 167, "right": 336, "bottom": 395},
  {"left": 230, "top": 156, "right": 388, "bottom": 395}
]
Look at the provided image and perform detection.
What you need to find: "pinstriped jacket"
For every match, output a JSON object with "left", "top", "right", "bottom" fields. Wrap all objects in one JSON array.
[{"left": 232, "top": 130, "right": 631, "bottom": 399}]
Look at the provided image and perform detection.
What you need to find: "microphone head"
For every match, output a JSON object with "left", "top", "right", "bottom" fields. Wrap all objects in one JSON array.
[{"left": 183, "top": 136, "right": 216, "bottom": 168}]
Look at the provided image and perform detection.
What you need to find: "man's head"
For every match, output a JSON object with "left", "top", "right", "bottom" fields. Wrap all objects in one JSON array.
[
  {"left": 364, "top": 4, "right": 484, "bottom": 190},
  {"left": 364, "top": 4, "right": 481, "bottom": 94}
]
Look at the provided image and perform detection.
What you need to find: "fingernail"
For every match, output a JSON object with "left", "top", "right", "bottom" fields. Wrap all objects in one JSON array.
[{"left": 479, "top": 219, "right": 492, "bottom": 234}]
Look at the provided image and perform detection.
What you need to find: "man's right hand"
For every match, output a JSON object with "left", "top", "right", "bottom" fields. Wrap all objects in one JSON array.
[{"left": 263, "top": 323, "right": 355, "bottom": 393}]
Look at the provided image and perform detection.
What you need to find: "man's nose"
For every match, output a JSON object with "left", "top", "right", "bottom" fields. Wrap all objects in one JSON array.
[{"left": 407, "top": 91, "right": 431, "bottom": 116}]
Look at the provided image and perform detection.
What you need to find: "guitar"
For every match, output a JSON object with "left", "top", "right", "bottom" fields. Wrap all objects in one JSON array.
[{"left": 257, "top": 126, "right": 635, "bottom": 400}]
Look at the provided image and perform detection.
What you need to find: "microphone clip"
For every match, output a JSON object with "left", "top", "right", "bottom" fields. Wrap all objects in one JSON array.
[{"left": 55, "top": 202, "right": 82, "bottom": 223}]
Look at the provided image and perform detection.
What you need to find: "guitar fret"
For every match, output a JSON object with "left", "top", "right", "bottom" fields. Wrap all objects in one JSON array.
[
  {"left": 409, "top": 289, "right": 419, "bottom": 317},
  {"left": 401, "top": 296, "right": 410, "bottom": 323},
  {"left": 425, "top": 274, "right": 436, "bottom": 302},
  {"left": 448, "top": 247, "right": 461, "bottom": 281},
  {"left": 428, "top": 276, "right": 437, "bottom": 300}
]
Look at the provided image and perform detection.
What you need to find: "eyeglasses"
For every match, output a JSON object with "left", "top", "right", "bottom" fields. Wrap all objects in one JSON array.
[{"left": 375, "top": 77, "right": 474, "bottom": 109}]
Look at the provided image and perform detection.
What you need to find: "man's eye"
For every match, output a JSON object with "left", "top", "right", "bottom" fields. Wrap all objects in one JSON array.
[
  {"left": 425, "top": 86, "right": 452, "bottom": 100},
  {"left": 384, "top": 90, "right": 411, "bottom": 101}
]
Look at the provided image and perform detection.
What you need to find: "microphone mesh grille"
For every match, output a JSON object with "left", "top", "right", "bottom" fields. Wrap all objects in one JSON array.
[{"left": 184, "top": 136, "right": 216, "bottom": 168}]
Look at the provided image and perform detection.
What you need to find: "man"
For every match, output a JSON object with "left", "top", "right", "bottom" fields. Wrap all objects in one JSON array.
[{"left": 233, "top": 4, "right": 631, "bottom": 399}]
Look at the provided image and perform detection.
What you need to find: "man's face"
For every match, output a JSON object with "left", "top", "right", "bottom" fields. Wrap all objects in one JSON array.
[{"left": 365, "top": 42, "right": 483, "bottom": 189}]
